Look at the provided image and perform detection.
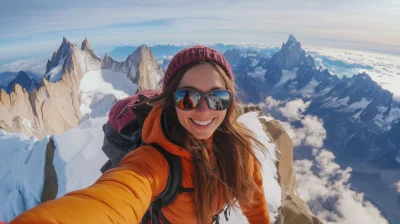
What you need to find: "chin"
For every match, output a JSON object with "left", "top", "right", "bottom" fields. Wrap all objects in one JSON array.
[{"left": 189, "top": 129, "right": 214, "bottom": 140}]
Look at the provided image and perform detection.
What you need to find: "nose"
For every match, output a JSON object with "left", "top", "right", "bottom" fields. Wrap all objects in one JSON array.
[{"left": 196, "top": 97, "right": 210, "bottom": 112}]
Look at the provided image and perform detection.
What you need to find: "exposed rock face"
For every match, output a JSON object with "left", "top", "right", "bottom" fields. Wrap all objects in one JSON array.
[
  {"left": 45, "top": 37, "right": 101, "bottom": 83},
  {"left": 81, "top": 38, "right": 101, "bottom": 61},
  {"left": 241, "top": 105, "right": 322, "bottom": 224},
  {"left": 0, "top": 38, "right": 101, "bottom": 138},
  {"left": 102, "top": 45, "right": 164, "bottom": 92},
  {"left": 276, "top": 195, "right": 323, "bottom": 224},
  {"left": 41, "top": 138, "right": 58, "bottom": 203}
]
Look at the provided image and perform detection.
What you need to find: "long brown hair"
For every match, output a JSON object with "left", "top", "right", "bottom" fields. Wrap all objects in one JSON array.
[{"left": 148, "top": 61, "right": 268, "bottom": 224}]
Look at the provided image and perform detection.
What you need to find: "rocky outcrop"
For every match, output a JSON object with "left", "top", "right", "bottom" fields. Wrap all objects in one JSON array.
[
  {"left": 81, "top": 38, "right": 101, "bottom": 61},
  {"left": 102, "top": 45, "right": 164, "bottom": 91},
  {"left": 45, "top": 37, "right": 100, "bottom": 82},
  {"left": 275, "top": 195, "right": 323, "bottom": 224},
  {"left": 0, "top": 38, "right": 101, "bottom": 138},
  {"left": 41, "top": 138, "right": 58, "bottom": 203},
  {"left": 240, "top": 105, "right": 322, "bottom": 224}
]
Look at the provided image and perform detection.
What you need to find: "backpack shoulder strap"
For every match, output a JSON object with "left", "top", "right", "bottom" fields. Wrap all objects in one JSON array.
[
  {"left": 150, "top": 143, "right": 183, "bottom": 206},
  {"left": 142, "top": 143, "right": 192, "bottom": 224}
]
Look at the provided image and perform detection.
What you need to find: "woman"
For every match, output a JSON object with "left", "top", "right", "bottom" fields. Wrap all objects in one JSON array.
[{"left": 10, "top": 46, "right": 270, "bottom": 224}]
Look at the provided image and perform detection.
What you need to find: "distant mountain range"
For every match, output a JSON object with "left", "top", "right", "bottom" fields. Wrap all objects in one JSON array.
[
  {"left": 108, "top": 43, "right": 280, "bottom": 61},
  {"left": 220, "top": 35, "right": 400, "bottom": 224},
  {"left": 0, "top": 71, "right": 40, "bottom": 93}
]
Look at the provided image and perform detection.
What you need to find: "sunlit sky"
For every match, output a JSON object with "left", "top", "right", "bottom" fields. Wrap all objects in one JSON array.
[{"left": 1, "top": 0, "right": 399, "bottom": 62}]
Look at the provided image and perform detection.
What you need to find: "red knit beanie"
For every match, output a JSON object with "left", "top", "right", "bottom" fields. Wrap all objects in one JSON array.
[{"left": 163, "top": 45, "right": 234, "bottom": 90}]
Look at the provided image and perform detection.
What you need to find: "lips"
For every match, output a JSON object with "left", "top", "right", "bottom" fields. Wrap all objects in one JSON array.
[
  {"left": 192, "top": 119, "right": 213, "bottom": 126},
  {"left": 190, "top": 118, "right": 215, "bottom": 127}
]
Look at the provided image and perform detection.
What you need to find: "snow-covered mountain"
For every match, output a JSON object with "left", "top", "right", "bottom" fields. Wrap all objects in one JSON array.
[
  {"left": 0, "top": 37, "right": 102, "bottom": 138},
  {"left": 225, "top": 35, "right": 400, "bottom": 224},
  {"left": 44, "top": 37, "right": 101, "bottom": 82},
  {"left": 0, "top": 37, "right": 163, "bottom": 138}
]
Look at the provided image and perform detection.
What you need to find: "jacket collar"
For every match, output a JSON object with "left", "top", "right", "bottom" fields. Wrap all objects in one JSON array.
[{"left": 142, "top": 104, "right": 193, "bottom": 160}]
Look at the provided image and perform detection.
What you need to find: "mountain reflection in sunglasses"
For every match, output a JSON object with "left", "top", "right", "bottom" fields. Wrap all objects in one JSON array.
[{"left": 174, "top": 88, "right": 232, "bottom": 111}]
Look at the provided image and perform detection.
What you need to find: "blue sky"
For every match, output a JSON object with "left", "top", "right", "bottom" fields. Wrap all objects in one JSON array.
[{"left": 0, "top": 0, "right": 399, "bottom": 63}]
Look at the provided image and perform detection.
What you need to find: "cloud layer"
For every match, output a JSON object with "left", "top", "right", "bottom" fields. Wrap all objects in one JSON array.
[
  {"left": 262, "top": 96, "right": 388, "bottom": 223},
  {"left": 295, "top": 149, "right": 388, "bottom": 224},
  {"left": 306, "top": 47, "right": 400, "bottom": 101},
  {"left": 0, "top": 59, "right": 46, "bottom": 76}
]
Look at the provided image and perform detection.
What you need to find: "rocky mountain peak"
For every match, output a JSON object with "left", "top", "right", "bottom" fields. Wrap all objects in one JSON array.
[
  {"left": 265, "top": 35, "right": 306, "bottom": 71},
  {"left": 101, "top": 45, "right": 164, "bottom": 91},
  {"left": 1, "top": 37, "right": 101, "bottom": 138},
  {"left": 81, "top": 38, "right": 100, "bottom": 61},
  {"left": 81, "top": 38, "right": 89, "bottom": 51},
  {"left": 287, "top": 34, "right": 298, "bottom": 44},
  {"left": 304, "top": 55, "right": 316, "bottom": 69},
  {"left": 62, "top": 37, "right": 69, "bottom": 45},
  {"left": 45, "top": 37, "right": 101, "bottom": 82},
  {"left": 6, "top": 71, "right": 39, "bottom": 94}
]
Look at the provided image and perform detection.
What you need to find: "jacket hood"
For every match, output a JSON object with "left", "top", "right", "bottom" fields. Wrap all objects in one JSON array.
[{"left": 142, "top": 104, "right": 193, "bottom": 160}]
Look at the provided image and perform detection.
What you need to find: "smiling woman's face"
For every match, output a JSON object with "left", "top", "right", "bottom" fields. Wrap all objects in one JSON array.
[{"left": 175, "top": 63, "right": 227, "bottom": 140}]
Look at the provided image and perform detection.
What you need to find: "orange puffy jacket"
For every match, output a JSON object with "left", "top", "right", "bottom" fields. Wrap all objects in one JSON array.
[{"left": 10, "top": 104, "right": 270, "bottom": 224}]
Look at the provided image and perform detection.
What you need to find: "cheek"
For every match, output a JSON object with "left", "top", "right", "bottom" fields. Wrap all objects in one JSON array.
[
  {"left": 215, "top": 111, "right": 227, "bottom": 126},
  {"left": 176, "top": 109, "right": 190, "bottom": 124}
]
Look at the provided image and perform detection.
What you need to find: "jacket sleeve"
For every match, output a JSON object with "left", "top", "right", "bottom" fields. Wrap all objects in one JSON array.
[
  {"left": 239, "top": 158, "right": 271, "bottom": 224},
  {"left": 10, "top": 146, "right": 168, "bottom": 224}
]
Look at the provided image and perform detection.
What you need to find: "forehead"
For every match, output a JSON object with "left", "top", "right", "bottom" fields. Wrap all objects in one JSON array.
[{"left": 177, "top": 64, "right": 226, "bottom": 92}]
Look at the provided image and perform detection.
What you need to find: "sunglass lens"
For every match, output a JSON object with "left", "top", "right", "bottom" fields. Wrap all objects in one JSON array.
[
  {"left": 207, "top": 90, "right": 231, "bottom": 110},
  {"left": 175, "top": 89, "right": 201, "bottom": 110}
]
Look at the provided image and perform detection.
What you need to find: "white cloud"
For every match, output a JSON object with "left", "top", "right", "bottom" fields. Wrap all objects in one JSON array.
[
  {"left": 281, "top": 115, "right": 326, "bottom": 148},
  {"left": 263, "top": 97, "right": 326, "bottom": 148},
  {"left": 301, "top": 116, "right": 326, "bottom": 148},
  {"left": 281, "top": 122, "right": 306, "bottom": 147},
  {"left": 295, "top": 149, "right": 389, "bottom": 224},
  {"left": 264, "top": 96, "right": 283, "bottom": 109},
  {"left": 0, "top": 59, "right": 46, "bottom": 76},
  {"left": 279, "top": 98, "right": 311, "bottom": 121},
  {"left": 394, "top": 181, "right": 400, "bottom": 193}
]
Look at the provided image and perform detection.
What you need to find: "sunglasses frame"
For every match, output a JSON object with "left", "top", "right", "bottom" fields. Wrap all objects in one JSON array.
[{"left": 173, "top": 87, "right": 233, "bottom": 111}]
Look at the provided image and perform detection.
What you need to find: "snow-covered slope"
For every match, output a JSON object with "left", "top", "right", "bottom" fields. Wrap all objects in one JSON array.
[
  {"left": 79, "top": 69, "right": 138, "bottom": 119},
  {"left": 0, "top": 131, "right": 49, "bottom": 221},
  {"left": 0, "top": 111, "right": 281, "bottom": 223}
]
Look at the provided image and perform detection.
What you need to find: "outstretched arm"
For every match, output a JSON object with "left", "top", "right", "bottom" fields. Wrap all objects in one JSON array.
[{"left": 10, "top": 146, "right": 168, "bottom": 224}]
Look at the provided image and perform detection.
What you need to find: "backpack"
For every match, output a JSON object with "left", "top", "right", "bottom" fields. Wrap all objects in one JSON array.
[{"left": 100, "top": 89, "right": 230, "bottom": 224}]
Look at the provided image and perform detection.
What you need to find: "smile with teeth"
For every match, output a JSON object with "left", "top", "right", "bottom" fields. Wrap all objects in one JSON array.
[{"left": 191, "top": 118, "right": 213, "bottom": 126}]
